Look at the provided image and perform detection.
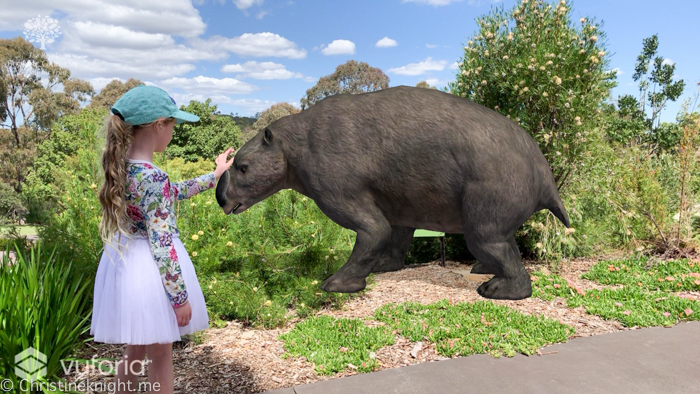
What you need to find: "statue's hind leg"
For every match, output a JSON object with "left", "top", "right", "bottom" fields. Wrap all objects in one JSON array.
[
  {"left": 462, "top": 183, "right": 533, "bottom": 300},
  {"left": 371, "top": 225, "right": 414, "bottom": 273},
  {"left": 466, "top": 237, "right": 531, "bottom": 300}
]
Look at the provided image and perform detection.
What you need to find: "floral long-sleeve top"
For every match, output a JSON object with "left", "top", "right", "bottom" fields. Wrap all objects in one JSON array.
[{"left": 125, "top": 159, "right": 216, "bottom": 308}]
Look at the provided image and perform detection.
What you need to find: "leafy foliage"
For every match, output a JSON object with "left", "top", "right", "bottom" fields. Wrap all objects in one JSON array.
[
  {"left": 166, "top": 99, "right": 243, "bottom": 162},
  {"left": 300, "top": 60, "right": 389, "bottom": 110},
  {"left": 87, "top": 78, "right": 142, "bottom": 110},
  {"left": 449, "top": 0, "right": 617, "bottom": 189},
  {"left": 0, "top": 245, "right": 92, "bottom": 389},
  {"left": 251, "top": 102, "right": 300, "bottom": 133}
]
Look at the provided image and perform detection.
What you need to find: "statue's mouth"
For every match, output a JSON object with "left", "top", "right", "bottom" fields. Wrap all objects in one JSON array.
[{"left": 228, "top": 202, "right": 242, "bottom": 215}]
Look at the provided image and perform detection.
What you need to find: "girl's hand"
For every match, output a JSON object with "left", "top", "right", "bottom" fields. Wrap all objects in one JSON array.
[
  {"left": 174, "top": 300, "right": 191, "bottom": 326},
  {"left": 214, "top": 147, "right": 235, "bottom": 180}
]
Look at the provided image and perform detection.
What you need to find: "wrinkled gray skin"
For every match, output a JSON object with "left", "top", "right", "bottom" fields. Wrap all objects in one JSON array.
[{"left": 216, "top": 86, "right": 570, "bottom": 300}]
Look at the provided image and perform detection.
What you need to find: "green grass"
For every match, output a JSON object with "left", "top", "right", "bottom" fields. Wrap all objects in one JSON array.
[
  {"left": 581, "top": 257, "right": 700, "bottom": 292},
  {"left": 0, "top": 226, "right": 38, "bottom": 237},
  {"left": 374, "top": 299, "right": 574, "bottom": 358},
  {"left": 279, "top": 315, "right": 395, "bottom": 375},
  {"left": 531, "top": 273, "right": 700, "bottom": 327}
]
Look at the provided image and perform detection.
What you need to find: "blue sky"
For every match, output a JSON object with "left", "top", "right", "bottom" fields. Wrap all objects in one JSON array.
[{"left": 1, "top": 0, "right": 697, "bottom": 122}]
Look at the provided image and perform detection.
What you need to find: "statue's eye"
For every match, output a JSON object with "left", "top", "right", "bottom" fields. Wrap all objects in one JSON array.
[{"left": 240, "top": 165, "right": 247, "bottom": 174}]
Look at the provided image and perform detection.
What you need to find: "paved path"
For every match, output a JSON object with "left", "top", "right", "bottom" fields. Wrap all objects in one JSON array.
[{"left": 265, "top": 321, "right": 700, "bottom": 394}]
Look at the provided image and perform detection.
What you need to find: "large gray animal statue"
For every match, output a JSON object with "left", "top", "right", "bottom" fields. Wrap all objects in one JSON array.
[{"left": 216, "top": 86, "right": 570, "bottom": 300}]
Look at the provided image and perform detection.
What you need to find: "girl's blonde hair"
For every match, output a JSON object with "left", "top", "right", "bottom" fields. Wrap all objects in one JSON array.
[
  {"left": 97, "top": 115, "right": 168, "bottom": 253},
  {"left": 98, "top": 114, "right": 135, "bottom": 252}
]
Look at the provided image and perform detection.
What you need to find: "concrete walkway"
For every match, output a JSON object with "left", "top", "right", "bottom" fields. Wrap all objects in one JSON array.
[{"left": 265, "top": 321, "right": 700, "bottom": 394}]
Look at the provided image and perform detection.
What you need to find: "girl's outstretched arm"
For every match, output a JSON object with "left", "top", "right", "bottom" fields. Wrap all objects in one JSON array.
[
  {"left": 171, "top": 147, "right": 235, "bottom": 200},
  {"left": 171, "top": 172, "right": 216, "bottom": 201}
]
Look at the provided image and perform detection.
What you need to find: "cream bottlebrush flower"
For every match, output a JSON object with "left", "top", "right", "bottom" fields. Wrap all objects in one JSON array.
[
  {"left": 507, "top": 32, "right": 514, "bottom": 40},
  {"left": 590, "top": 35, "right": 598, "bottom": 42}
]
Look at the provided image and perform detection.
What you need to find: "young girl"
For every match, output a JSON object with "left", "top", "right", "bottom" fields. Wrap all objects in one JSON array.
[{"left": 91, "top": 85, "right": 234, "bottom": 393}]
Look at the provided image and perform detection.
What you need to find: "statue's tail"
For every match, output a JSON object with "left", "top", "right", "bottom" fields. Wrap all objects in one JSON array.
[{"left": 547, "top": 193, "right": 570, "bottom": 228}]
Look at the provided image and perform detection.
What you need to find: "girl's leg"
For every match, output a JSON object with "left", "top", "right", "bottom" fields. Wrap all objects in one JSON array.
[
  {"left": 145, "top": 342, "right": 174, "bottom": 394},
  {"left": 115, "top": 344, "right": 146, "bottom": 393}
]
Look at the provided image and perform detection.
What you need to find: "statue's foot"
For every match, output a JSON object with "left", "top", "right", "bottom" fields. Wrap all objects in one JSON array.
[
  {"left": 320, "top": 275, "right": 366, "bottom": 293},
  {"left": 477, "top": 276, "right": 532, "bottom": 300}
]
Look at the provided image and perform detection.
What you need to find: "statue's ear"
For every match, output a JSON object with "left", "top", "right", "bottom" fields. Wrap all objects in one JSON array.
[{"left": 263, "top": 128, "right": 272, "bottom": 146}]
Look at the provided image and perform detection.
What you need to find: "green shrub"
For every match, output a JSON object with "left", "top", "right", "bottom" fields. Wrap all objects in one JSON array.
[{"left": 0, "top": 245, "right": 92, "bottom": 390}]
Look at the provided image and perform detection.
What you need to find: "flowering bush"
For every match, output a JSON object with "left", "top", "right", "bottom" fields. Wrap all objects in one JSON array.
[{"left": 449, "top": 0, "right": 617, "bottom": 189}]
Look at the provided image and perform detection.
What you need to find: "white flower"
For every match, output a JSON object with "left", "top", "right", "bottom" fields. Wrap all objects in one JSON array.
[
  {"left": 546, "top": 60, "right": 553, "bottom": 65},
  {"left": 579, "top": 49, "right": 585, "bottom": 54},
  {"left": 542, "top": 92, "right": 548, "bottom": 97},
  {"left": 507, "top": 33, "right": 514, "bottom": 40},
  {"left": 590, "top": 35, "right": 598, "bottom": 42},
  {"left": 503, "top": 55, "right": 509, "bottom": 60},
  {"left": 192, "top": 251, "right": 198, "bottom": 257},
  {"left": 574, "top": 116, "right": 582, "bottom": 125},
  {"left": 197, "top": 230, "right": 204, "bottom": 235},
  {"left": 539, "top": 66, "right": 546, "bottom": 70},
  {"left": 226, "top": 241, "right": 233, "bottom": 247},
  {"left": 481, "top": 80, "right": 487, "bottom": 85},
  {"left": 553, "top": 76, "right": 562, "bottom": 85},
  {"left": 580, "top": 17, "right": 586, "bottom": 23},
  {"left": 598, "top": 51, "right": 605, "bottom": 57}
]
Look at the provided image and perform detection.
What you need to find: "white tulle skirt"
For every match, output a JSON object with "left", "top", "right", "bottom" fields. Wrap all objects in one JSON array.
[{"left": 90, "top": 234, "right": 209, "bottom": 345}]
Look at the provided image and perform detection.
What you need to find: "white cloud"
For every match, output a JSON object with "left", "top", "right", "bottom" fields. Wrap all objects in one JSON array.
[
  {"left": 450, "top": 61, "right": 460, "bottom": 69},
  {"left": 388, "top": 57, "right": 448, "bottom": 76},
  {"left": 612, "top": 67, "right": 624, "bottom": 75},
  {"left": 257, "top": 11, "right": 269, "bottom": 19},
  {"left": 662, "top": 58, "right": 675, "bottom": 66},
  {"left": 201, "top": 33, "right": 307, "bottom": 59},
  {"left": 401, "top": 0, "right": 462, "bottom": 6},
  {"left": 158, "top": 75, "right": 259, "bottom": 95},
  {"left": 321, "top": 39, "right": 356, "bottom": 55},
  {"left": 233, "top": 0, "right": 264, "bottom": 10},
  {"left": 71, "top": 22, "right": 175, "bottom": 49},
  {"left": 0, "top": 0, "right": 206, "bottom": 37},
  {"left": 221, "top": 61, "right": 304, "bottom": 80},
  {"left": 47, "top": 53, "right": 196, "bottom": 80},
  {"left": 376, "top": 37, "right": 398, "bottom": 48},
  {"left": 425, "top": 78, "right": 440, "bottom": 86},
  {"left": 426, "top": 43, "right": 438, "bottom": 49}
]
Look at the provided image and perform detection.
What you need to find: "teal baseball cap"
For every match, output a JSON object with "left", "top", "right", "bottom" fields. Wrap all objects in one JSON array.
[{"left": 111, "top": 85, "right": 199, "bottom": 126}]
